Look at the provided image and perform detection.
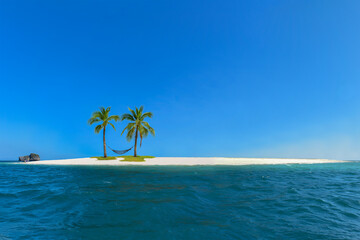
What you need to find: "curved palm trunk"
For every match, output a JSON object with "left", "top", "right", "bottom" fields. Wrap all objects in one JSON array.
[
  {"left": 134, "top": 127, "right": 138, "bottom": 157},
  {"left": 103, "top": 127, "right": 107, "bottom": 158}
]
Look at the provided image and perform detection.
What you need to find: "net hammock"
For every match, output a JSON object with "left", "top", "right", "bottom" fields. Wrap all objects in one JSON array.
[{"left": 106, "top": 145, "right": 133, "bottom": 155}]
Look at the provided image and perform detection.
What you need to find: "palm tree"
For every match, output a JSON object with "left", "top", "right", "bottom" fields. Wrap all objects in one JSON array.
[
  {"left": 88, "top": 107, "right": 120, "bottom": 158},
  {"left": 121, "top": 106, "right": 155, "bottom": 157}
]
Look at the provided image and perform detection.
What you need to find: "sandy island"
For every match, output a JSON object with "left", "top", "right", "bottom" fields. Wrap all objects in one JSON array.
[{"left": 24, "top": 157, "right": 346, "bottom": 166}]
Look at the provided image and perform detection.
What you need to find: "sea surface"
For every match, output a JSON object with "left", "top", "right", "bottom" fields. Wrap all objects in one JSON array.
[{"left": 1, "top": 161, "right": 360, "bottom": 240}]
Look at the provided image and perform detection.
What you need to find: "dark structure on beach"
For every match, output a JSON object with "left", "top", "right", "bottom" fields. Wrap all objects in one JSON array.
[{"left": 19, "top": 153, "right": 40, "bottom": 162}]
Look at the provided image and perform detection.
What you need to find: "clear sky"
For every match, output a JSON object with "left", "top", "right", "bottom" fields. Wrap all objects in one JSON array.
[{"left": 1, "top": 0, "right": 360, "bottom": 160}]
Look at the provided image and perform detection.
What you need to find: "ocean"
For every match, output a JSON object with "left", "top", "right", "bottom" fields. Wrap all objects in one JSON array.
[{"left": 0, "top": 162, "right": 359, "bottom": 239}]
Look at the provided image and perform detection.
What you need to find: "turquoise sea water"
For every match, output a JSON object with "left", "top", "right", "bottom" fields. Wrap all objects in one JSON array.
[{"left": 1, "top": 162, "right": 360, "bottom": 239}]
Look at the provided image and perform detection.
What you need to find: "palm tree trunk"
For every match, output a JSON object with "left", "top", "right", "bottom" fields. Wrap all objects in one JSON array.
[
  {"left": 134, "top": 127, "right": 138, "bottom": 157},
  {"left": 103, "top": 127, "right": 107, "bottom": 158}
]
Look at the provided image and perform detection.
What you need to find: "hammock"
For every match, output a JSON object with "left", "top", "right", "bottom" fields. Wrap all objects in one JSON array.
[{"left": 106, "top": 145, "right": 133, "bottom": 155}]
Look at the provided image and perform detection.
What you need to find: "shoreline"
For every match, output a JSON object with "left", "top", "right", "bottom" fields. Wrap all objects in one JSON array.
[{"left": 23, "top": 157, "right": 347, "bottom": 166}]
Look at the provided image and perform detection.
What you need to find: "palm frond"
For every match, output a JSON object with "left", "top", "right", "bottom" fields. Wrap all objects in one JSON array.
[
  {"left": 105, "top": 107, "right": 111, "bottom": 118},
  {"left": 121, "top": 122, "right": 135, "bottom": 135},
  {"left": 142, "top": 112, "right": 153, "bottom": 119},
  {"left": 139, "top": 131, "right": 143, "bottom": 147},
  {"left": 91, "top": 111, "right": 102, "bottom": 119},
  {"left": 99, "top": 107, "right": 105, "bottom": 114},
  {"left": 148, "top": 126, "right": 155, "bottom": 136},
  {"left": 121, "top": 113, "right": 135, "bottom": 121},
  {"left": 139, "top": 125, "right": 149, "bottom": 138},
  {"left": 138, "top": 106, "right": 144, "bottom": 114},
  {"left": 94, "top": 124, "right": 103, "bottom": 134},
  {"left": 88, "top": 117, "right": 101, "bottom": 125},
  {"left": 129, "top": 107, "right": 137, "bottom": 119},
  {"left": 108, "top": 115, "right": 120, "bottom": 122},
  {"left": 126, "top": 127, "right": 135, "bottom": 141},
  {"left": 108, "top": 122, "right": 116, "bottom": 131},
  {"left": 142, "top": 121, "right": 155, "bottom": 136}
]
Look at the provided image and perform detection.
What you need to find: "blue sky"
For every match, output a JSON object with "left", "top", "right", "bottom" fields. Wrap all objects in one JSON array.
[{"left": 1, "top": 0, "right": 360, "bottom": 160}]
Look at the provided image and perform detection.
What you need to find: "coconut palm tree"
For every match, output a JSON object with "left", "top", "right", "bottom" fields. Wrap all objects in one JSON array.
[
  {"left": 121, "top": 106, "right": 155, "bottom": 157},
  {"left": 88, "top": 107, "right": 120, "bottom": 158}
]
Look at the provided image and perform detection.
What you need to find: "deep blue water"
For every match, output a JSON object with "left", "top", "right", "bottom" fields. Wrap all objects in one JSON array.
[{"left": 1, "top": 162, "right": 360, "bottom": 240}]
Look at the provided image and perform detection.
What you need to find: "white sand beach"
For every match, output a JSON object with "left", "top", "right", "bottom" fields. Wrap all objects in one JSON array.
[{"left": 25, "top": 157, "right": 345, "bottom": 166}]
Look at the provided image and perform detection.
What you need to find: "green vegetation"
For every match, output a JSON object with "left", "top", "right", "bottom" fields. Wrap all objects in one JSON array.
[
  {"left": 119, "top": 156, "right": 155, "bottom": 162},
  {"left": 88, "top": 107, "right": 120, "bottom": 158},
  {"left": 91, "top": 156, "right": 117, "bottom": 160},
  {"left": 88, "top": 105, "right": 155, "bottom": 158},
  {"left": 121, "top": 106, "right": 155, "bottom": 157}
]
